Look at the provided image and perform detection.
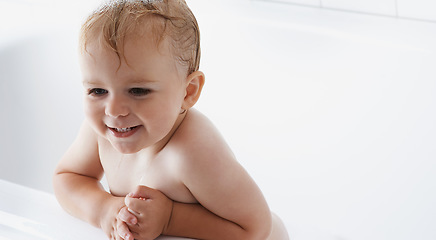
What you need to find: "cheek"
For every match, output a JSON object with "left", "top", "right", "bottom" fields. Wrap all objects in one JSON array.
[
  {"left": 83, "top": 100, "right": 105, "bottom": 130},
  {"left": 83, "top": 100, "right": 96, "bottom": 119},
  {"left": 150, "top": 87, "right": 185, "bottom": 113},
  {"left": 145, "top": 102, "right": 178, "bottom": 124},
  {"left": 144, "top": 96, "right": 181, "bottom": 128}
]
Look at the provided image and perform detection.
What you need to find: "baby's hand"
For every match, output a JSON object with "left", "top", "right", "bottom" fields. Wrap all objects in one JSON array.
[
  {"left": 98, "top": 196, "right": 134, "bottom": 240},
  {"left": 117, "top": 185, "right": 174, "bottom": 240},
  {"left": 116, "top": 207, "right": 137, "bottom": 240}
]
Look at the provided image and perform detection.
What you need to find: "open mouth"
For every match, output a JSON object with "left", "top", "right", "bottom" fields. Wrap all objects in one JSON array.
[
  {"left": 107, "top": 125, "right": 141, "bottom": 137},
  {"left": 110, "top": 126, "right": 138, "bottom": 133}
]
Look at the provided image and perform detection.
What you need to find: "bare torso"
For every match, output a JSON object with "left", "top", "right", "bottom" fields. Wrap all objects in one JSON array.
[
  {"left": 98, "top": 109, "right": 289, "bottom": 240},
  {"left": 100, "top": 138, "right": 197, "bottom": 203},
  {"left": 99, "top": 109, "right": 214, "bottom": 204}
]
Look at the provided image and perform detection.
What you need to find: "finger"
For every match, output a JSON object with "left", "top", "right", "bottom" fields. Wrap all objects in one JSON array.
[
  {"left": 129, "top": 185, "right": 157, "bottom": 199},
  {"left": 125, "top": 195, "right": 148, "bottom": 215},
  {"left": 118, "top": 206, "right": 138, "bottom": 225},
  {"left": 130, "top": 231, "right": 141, "bottom": 240},
  {"left": 116, "top": 219, "right": 134, "bottom": 240},
  {"left": 114, "top": 231, "right": 122, "bottom": 240},
  {"left": 111, "top": 226, "right": 119, "bottom": 240}
]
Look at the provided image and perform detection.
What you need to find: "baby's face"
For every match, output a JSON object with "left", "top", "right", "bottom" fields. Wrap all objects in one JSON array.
[{"left": 80, "top": 35, "right": 187, "bottom": 154}]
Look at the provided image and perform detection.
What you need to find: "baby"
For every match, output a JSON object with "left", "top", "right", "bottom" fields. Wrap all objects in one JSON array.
[{"left": 53, "top": 0, "right": 289, "bottom": 239}]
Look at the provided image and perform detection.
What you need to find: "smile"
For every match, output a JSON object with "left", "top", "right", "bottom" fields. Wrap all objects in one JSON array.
[
  {"left": 113, "top": 127, "right": 137, "bottom": 133},
  {"left": 107, "top": 125, "right": 141, "bottom": 138}
]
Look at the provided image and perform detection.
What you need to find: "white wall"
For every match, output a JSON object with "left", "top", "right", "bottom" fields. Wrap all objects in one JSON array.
[
  {"left": 321, "top": 0, "right": 397, "bottom": 16},
  {"left": 397, "top": 0, "right": 436, "bottom": 21},
  {"left": 0, "top": 0, "right": 102, "bottom": 193},
  {"left": 270, "top": 0, "right": 321, "bottom": 7},
  {"left": 258, "top": 0, "right": 436, "bottom": 21}
]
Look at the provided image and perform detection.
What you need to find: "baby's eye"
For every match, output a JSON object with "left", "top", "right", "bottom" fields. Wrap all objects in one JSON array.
[
  {"left": 129, "top": 88, "right": 151, "bottom": 96},
  {"left": 88, "top": 88, "right": 108, "bottom": 96}
]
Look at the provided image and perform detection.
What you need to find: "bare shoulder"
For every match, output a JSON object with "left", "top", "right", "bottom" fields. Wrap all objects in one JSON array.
[
  {"left": 166, "top": 109, "right": 271, "bottom": 233},
  {"left": 166, "top": 108, "right": 251, "bottom": 194},
  {"left": 163, "top": 108, "right": 245, "bottom": 188},
  {"left": 168, "top": 108, "right": 236, "bottom": 168}
]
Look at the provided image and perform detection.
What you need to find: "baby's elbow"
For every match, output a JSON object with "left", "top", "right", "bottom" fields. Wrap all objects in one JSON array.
[
  {"left": 244, "top": 213, "right": 273, "bottom": 240},
  {"left": 244, "top": 227, "right": 272, "bottom": 240}
]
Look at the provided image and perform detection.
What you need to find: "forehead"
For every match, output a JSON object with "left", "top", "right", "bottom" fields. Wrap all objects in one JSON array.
[{"left": 80, "top": 32, "right": 181, "bottom": 82}]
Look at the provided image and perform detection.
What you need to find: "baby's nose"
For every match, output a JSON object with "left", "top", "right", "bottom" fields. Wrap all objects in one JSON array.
[{"left": 105, "top": 95, "right": 129, "bottom": 117}]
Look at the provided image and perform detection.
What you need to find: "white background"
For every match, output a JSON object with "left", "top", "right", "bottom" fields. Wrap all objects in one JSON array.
[
  {"left": 260, "top": 0, "right": 436, "bottom": 21},
  {"left": 1, "top": 0, "right": 436, "bottom": 239}
]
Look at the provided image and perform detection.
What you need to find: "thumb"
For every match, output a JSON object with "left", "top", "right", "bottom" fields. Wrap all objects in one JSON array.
[
  {"left": 128, "top": 184, "right": 157, "bottom": 200},
  {"left": 125, "top": 185, "right": 156, "bottom": 215}
]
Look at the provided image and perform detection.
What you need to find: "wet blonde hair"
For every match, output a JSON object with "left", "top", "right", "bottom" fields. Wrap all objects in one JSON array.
[{"left": 80, "top": 0, "right": 201, "bottom": 75}]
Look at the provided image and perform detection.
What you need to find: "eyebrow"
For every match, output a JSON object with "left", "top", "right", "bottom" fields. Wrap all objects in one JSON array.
[
  {"left": 127, "top": 79, "right": 158, "bottom": 85},
  {"left": 82, "top": 78, "right": 157, "bottom": 85},
  {"left": 82, "top": 79, "right": 101, "bottom": 85}
]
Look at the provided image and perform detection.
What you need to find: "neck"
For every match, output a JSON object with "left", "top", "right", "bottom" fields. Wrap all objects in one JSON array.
[{"left": 138, "top": 109, "right": 188, "bottom": 158}]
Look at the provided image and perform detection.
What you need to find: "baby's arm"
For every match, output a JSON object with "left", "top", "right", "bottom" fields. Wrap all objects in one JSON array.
[
  {"left": 166, "top": 156, "right": 272, "bottom": 240},
  {"left": 53, "top": 121, "right": 128, "bottom": 239},
  {"left": 161, "top": 112, "right": 273, "bottom": 240},
  {"left": 119, "top": 163, "right": 271, "bottom": 240},
  {"left": 118, "top": 152, "right": 272, "bottom": 240}
]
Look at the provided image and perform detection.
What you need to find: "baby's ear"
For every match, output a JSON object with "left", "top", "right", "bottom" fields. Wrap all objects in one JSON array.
[{"left": 182, "top": 71, "right": 205, "bottom": 109}]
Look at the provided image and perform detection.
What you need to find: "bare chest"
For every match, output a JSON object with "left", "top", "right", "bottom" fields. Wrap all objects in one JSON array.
[{"left": 99, "top": 143, "right": 197, "bottom": 203}]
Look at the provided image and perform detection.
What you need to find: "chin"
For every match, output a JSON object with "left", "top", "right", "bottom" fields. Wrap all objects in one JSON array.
[
  {"left": 111, "top": 142, "right": 142, "bottom": 154},
  {"left": 116, "top": 148, "right": 139, "bottom": 154}
]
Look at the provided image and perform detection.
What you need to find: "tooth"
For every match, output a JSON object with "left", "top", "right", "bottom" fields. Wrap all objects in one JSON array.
[{"left": 116, "top": 127, "right": 132, "bottom": 132}]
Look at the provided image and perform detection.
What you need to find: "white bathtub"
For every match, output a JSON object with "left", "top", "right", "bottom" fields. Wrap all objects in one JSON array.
[{"left": 1, "top": 0, "right": 436, "bottom": 239}]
